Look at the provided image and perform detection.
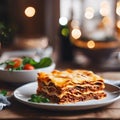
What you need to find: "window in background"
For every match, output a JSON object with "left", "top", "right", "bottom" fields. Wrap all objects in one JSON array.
[{"left": 59, "top": 0, "right": 120, "bottom": 71}]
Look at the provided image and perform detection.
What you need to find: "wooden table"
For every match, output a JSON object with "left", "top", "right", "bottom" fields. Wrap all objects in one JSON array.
[{"left": 0, "top": 72, "right": 120, "bottom": 120}]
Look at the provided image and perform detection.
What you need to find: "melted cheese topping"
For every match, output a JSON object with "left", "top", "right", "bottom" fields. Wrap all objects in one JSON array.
[{"left": 38, "top": 69, "right": 104, "bottom": 87}]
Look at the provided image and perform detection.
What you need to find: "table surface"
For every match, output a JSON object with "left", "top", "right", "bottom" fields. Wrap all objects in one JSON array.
[{"left": 0, "top": 71, "right": 120, "bottom": 120}]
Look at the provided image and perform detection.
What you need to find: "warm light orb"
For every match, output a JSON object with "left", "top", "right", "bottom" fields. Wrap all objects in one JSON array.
[
  {"left": 71, "top": 28, "right": 81, "bottom": 39},
  {"left": 102, "top": 16, "right": 110, "bottom": 26},
  {"left": 24, "top": 6, "right": 36, "bottom": 17},
  {"left": 85, "top": 7, "right": 94, "bottom": 19},
  {"left": 71, "top": 20, "right": 79, "bottom": 28},
  {"left": 87, "top": 40, "right": 95, "bottom": 49},
  {"left": 116, "top": 1, "right": 120, "bottom": 16},
  {"left": 59, "top": 17, "right": 68, "bottom": 26},
  {"left": 117, "top": 20, "right": 120, "bottom": 29},
  {"left": 100, "top": 1, "right": 110, "bottom": 16}
]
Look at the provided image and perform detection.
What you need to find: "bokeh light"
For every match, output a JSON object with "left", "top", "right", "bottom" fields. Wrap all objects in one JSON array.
[
  {"left": 24, "top": 6, "right": 36, "bottom": 17},
  {"left": 116, "top": 1, "right": 120, "bottom": 16},
  {"left": 100, "top": 1, "right": 110, "bottom": 16},
  {"left": 116, "top": 20, "right": 120, "bottom": 29},
  {"left": 59, "top": 17, "right": 68, "bottom": 26},
  {"left": 71, "top": 20, "right": 79, "bottom": 28},
  {"left": 61, "top": 28, "right": 69, "bottom": 37},
  {"left": 102, "top": 16, "right": 111, "bottom": 26},
  {"left": 71, "top": 28, "right": 81, "bottom": 39},
  {"left": 87, "top": 40, "right": 95, "bottom": 49},
  {"left": 84, "top": 7, "right": 94, "bottom": 19}
]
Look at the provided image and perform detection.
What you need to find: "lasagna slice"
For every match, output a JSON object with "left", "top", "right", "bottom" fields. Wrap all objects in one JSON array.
[{"left": 37, "top": 69, "right": 106, "bottom": 104}]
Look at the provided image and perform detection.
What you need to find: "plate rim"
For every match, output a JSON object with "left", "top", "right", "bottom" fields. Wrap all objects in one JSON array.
[{"left": 13, "top": 81, "right": 120, "bottom": 110}]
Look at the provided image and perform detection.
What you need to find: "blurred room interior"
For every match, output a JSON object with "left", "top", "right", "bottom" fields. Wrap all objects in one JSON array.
[{"left": 0, "top": 0, "right": 120, "bottom": 71}]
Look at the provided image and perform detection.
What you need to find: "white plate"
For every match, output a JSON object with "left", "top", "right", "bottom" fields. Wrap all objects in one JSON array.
[{"left": 14, "top": 82, "right": 120, "bottom": 111}]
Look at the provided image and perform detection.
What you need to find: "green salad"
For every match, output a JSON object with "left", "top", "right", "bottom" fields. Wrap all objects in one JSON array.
[{"left": 0, "top": 57, "right": 52, "bottom": 71}]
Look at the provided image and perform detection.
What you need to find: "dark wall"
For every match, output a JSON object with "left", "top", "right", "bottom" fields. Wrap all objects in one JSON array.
[
  {"left": 7, "top": 0, "right": 60, "bottom": 40},
  {"left": 0, "top": 1, "right": 9, "bottom": 23}
]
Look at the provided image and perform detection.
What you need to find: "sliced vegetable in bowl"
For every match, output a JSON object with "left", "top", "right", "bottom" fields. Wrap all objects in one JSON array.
[
  {"left": 0, "top": 57, "right": 52, "bottom": 71},
  {"left": 0, "top": 57, "right": 55, "bottom": 84}
]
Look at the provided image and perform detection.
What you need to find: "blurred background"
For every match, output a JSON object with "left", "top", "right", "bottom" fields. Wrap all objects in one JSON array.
[{"left": 0, "top": 0, "right": 120, "bottom": 71}]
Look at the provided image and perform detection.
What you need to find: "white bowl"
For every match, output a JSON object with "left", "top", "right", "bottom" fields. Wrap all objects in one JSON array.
[{"left": 0, "top": 62, "right": 55, "bottom": 84}]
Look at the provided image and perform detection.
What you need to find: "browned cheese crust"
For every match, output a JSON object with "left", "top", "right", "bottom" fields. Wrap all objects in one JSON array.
[{"left": 37, "top": 69, "right": 106, "bottom": 104}]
